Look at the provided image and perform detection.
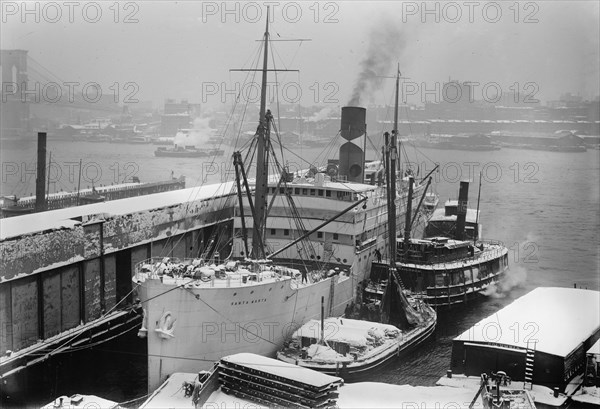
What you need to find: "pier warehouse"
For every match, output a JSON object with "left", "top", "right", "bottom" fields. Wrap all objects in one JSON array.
[
  {"left": 0, "top": 183, "right": 235, "bottom": 398},
  {"left": 450, "top": 287, "right": 600, "bottom": 392}
]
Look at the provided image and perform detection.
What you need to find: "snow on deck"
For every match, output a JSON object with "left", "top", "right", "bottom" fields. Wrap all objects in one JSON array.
[
  {"left": 0, "top": 181, "right": 235, "bottom": 240},
  {"left": 454, "top": 287, "right": 600, "bottom": 357},
  {"left": 429, "top": 207, "right": 479, "bottom": 223},
  {"left": 140, "top": 372, "right": 197, "bottom": 409},
  {"left": 437, "top": 374, "right": 567, "bottom": 407},
  {"left": 337, "top": 382, "right": 476, "bottom": 408},
  {"left": 203, "top": 381, "right": 478, "bottom": 408},
  {"left": 41, "top": 394, "right": 119, "bottom": 409},
  {"left": 221, "top": 353, "right": 342, "bottom": 388},
  {"left": 293, "top": 317, "right": 400, "bottom": 347}
]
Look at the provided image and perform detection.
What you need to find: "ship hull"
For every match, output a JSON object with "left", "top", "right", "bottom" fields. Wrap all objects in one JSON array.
[{"left": 139, "top": 271, "right": 362, "bottom": 391}]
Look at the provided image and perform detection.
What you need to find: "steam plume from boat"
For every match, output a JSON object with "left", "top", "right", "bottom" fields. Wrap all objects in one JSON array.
[
  {"left": 482, "top": 265, "right": 528, "bottom": 299},
  {"left": 173, "top": 117, "right": 216, "bottom": 147},
  {"left": 348, "top": 21, "right": 407, "bottom": 106}
]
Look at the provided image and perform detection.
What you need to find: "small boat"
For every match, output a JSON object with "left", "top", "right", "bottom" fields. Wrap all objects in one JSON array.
[
  {"left": 78, "top": 187, "right": 105, "bottom": 204},
  {"left": 0, "top": 196, "right": 34, "bottom": 216},
  {"left": 276, "top": 314, "right": 435, "bottom": 380}
]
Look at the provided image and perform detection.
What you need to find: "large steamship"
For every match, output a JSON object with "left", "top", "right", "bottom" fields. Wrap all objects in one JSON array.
[{"left": 134, "top": 18, "right": 431, "bottom": 392}]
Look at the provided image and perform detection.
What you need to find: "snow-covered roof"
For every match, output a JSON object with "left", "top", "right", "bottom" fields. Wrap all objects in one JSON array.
[
  {"left": 0, "top": 182, "right": 235, "bottom": 241},
  {"left": 588, "top": 339, "right": 600, "bottom": 357},
  {"left": 429, "top": 208, "right": 479, "bottom": 223},
  {"left": 221, "top": 353, "right": 342, "bottom": 388},
  {"left": 454, "top": 287, "right": 600, "bottom": 357}
]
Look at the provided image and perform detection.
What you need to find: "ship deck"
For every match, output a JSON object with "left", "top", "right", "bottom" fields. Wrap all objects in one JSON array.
[{"left": 398, "top": 242, "right": 508, "bottom": 270}]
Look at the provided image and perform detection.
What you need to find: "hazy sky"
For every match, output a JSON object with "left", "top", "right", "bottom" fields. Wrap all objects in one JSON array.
[{"left": 2, "top": 1, "right": 599, "bottom": 109}]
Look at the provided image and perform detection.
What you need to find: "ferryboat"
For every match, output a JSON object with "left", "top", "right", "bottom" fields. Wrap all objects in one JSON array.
[
  {"left": 154, "top": 145, "right": 224, "bottom": 157},
  {"left": 135, "top": 14, "right": 432, "bottom": 392},
  {"left": 390, "top": 180, "right": 509, "bottom": 307}
]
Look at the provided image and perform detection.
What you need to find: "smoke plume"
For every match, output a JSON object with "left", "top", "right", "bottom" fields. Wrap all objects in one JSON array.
[
  {"left": 481, "top": 266, "right": 528, "bottom": 299},
  {"left": 174, "top": 117, "right": 216, "bottom": 147},
  {"left": 348, "top": 21, "right": 407, "bottom": 106}
]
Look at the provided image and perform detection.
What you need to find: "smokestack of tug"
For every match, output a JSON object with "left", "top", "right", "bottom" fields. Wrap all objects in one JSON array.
[
  {"left": 339, "top": 106, "right": 366, "bottom": 183},
  {"left": 455, "top": 181, "right": 469, "bottom": 240}
]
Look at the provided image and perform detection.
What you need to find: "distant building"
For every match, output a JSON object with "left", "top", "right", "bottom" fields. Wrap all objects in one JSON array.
[{"left": 160, "top": 99, "right": 193, "bottom": 137}]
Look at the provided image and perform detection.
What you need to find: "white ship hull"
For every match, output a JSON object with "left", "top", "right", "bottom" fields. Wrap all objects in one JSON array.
[{"left": 139, "top": 271, "right": 359, "bottom": 391}]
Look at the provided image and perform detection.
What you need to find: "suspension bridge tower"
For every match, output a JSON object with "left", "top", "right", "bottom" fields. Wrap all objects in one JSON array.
[{"left": 1, "top": 49, "right": 30, "bottom": 137}]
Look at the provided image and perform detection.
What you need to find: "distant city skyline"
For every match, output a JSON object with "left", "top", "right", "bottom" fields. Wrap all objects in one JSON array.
[{"left": 1, "top": 1, "right": 599, "bottom": 110}]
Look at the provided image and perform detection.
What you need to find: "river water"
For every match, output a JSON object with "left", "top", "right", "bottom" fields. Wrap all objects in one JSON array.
[{"left": 1, "top": 138, "right": 598, "bottom": 406}]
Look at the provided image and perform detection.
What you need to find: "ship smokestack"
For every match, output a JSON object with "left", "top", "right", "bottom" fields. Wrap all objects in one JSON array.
[
  {"left": 35, "top": 132, "right": 47, "bottom": 212},
  {"left": 455, "top": 180, "right": 469, "bottom": 240},
  {"left": 339, "top": 106, "right": 366, "bottom": 183}
]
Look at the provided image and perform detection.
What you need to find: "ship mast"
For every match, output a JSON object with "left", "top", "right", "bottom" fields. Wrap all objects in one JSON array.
[
  {"left": 388, "top": 65, "right": 399, "bottom": 267},
  {"left": 381, "top": 66, "right": 401, "bottom": 324},
  {"left": 252, "top": 9, "right": 271, "bottom": 259}
]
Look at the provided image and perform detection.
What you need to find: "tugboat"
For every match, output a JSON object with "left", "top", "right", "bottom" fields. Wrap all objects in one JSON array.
[{"left": 390, "top": 179, "right": 509, "bottom": 308}]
